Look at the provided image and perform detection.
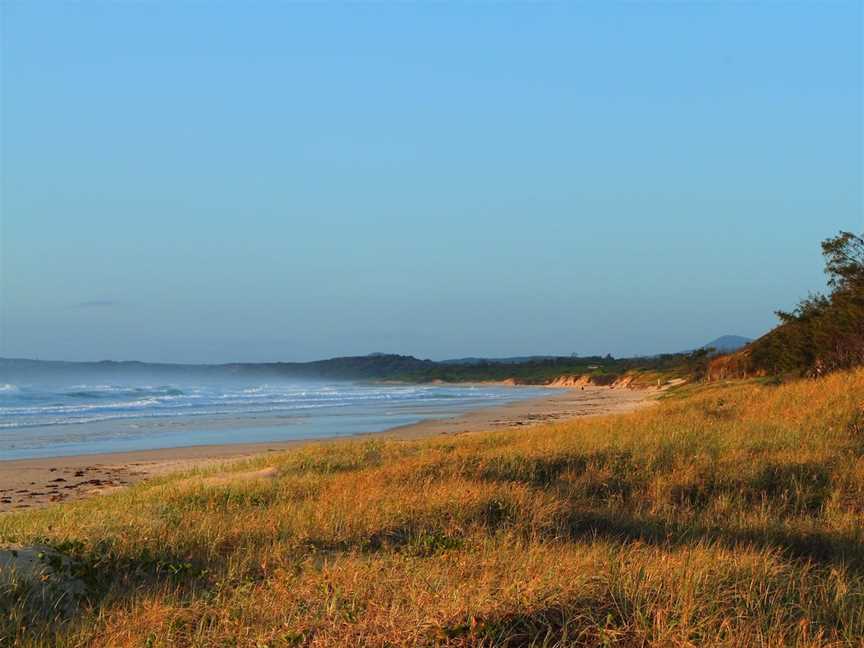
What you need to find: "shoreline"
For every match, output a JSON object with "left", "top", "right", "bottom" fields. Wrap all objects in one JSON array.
[{"left": 0, "top": 385, "right": 657, "bottom": 513}]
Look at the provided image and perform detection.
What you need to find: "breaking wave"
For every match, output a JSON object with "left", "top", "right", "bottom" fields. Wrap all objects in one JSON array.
[{"left": 0, "top": 380, "right": 551, "bottom": 458}]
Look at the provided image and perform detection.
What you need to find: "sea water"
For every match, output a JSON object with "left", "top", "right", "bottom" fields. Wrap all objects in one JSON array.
[{"left": 0, "top": 380, "right": 550, "bottom": 459}]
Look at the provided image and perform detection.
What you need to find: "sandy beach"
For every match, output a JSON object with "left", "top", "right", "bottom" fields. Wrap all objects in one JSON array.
[{"left": 0, "top": 385, "right": 656, "bottom": 513}]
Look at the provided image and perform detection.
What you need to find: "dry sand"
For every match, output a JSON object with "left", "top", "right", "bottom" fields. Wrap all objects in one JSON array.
[{"left": 0, "top": 385, "right": 657, "bottom": 513}]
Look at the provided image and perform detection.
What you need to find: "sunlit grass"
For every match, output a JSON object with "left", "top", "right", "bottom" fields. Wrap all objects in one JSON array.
[{"left": 2, "top": 370, "right": 863, "bottom": 646}]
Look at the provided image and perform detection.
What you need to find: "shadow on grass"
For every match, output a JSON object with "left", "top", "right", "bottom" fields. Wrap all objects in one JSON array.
[
  {"left": 303, "top": 498, "right": 517, "bottom": 558},
  {"left": 555, "top": 509, "right": 864, "bottom": 572},
  {"left": 1, "top": 539, "right": 215, "bottom": 644},
  {"left": 8, "top": 509, "right": 860, "bottom": 646},
  {"left": 7, "top": 497, "right": 518, "bottom": 640},
  {"left": 474, "top": 453, "right": 855, "bottom": 561},
  {"left": 436, "top": 604, "right": 590, "bottom": 647}
]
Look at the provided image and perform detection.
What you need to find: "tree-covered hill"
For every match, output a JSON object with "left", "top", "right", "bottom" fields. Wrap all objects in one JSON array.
[{"left": 709, "top": 231, "right": 864, "bottom": 379}]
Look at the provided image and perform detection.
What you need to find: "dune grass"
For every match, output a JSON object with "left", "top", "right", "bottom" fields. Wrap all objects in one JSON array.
[{"left": 2, "top": 370, "right": 864, "bottom": 647}]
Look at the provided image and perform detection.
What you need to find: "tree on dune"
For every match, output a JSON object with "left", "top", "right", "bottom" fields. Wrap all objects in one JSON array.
[{"left": 750, "top": 231, "right": 864, "bottom": 376}]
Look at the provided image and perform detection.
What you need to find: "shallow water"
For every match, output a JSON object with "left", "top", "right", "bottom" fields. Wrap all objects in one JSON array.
[{"left": 0, "top": 380, "right": 551, "bottom": 459}]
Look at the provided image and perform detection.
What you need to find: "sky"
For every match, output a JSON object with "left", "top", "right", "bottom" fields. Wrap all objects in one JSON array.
[{"left": 1, "top": 2, "right": 862, "bottom": 363}]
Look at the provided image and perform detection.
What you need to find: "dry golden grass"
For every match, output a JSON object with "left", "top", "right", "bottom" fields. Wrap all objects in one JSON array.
[{"left": 2, "top": 370, "right": 864, "bottom": 647}]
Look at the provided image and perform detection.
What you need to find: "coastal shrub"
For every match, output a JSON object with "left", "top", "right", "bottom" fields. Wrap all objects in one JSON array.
[{"left": 747, "top": 231, "right": 864, "bottom": 377}]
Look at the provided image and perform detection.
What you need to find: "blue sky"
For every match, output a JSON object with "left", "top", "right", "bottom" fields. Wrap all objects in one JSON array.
[{"left": 1, "top": 2, "right": 861, "bottom": 362}]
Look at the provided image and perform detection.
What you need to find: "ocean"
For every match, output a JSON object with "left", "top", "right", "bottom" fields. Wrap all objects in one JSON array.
[{"left": 0, "top": 380, "right": 551, "bottom": 459}]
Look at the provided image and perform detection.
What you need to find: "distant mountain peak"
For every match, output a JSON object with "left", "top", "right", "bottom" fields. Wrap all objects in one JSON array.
[{"left": 702, "top": 335, "right": 751, "bottom": 353}]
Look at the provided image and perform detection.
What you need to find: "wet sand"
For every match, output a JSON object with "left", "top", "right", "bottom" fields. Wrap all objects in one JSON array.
[{"left": 0, "top": 385, "right": 657, "bottom": 513}]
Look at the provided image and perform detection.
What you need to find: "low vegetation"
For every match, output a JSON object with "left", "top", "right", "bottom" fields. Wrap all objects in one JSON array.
[
  {"left": 2, "top": 368, "right": 863, "bottom": 647},
  {"left": 397, "top": 355, "right": 688, "bottom": 386}
]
